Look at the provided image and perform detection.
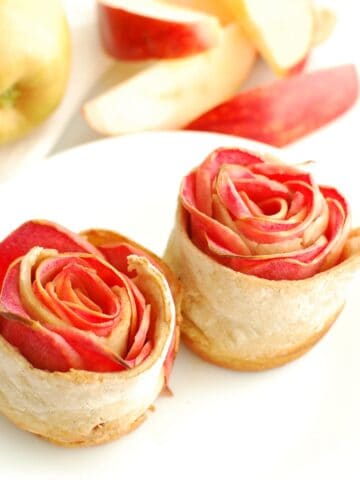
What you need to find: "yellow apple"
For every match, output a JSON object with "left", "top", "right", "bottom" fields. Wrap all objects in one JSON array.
[{"left": 0, "top": 0, "right": 71, "bottom": 144}]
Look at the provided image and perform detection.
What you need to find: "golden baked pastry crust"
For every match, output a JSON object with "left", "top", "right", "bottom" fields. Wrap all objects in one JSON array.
[{"left": 181, "top": 307, "right": 342, "bottom": 371}]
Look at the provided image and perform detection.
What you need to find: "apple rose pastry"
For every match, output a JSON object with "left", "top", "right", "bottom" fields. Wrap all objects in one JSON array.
[
  {"left": 165, "top": 147, "right": 360, "bottom": 370},
  {"left": 0, "top": 220, "right": 180, "bottom": 446}
]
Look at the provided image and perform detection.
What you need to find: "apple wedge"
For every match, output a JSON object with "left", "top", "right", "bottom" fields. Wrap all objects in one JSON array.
[
  {"left": 311, "top": 7, "right": 336, "bottom": 47},
  {"left": 83, "top": 23, "right": 256, "bottom": 135},
  {"left": 187, "top": 65, "right": 358, "bottom": 147},
  {"left": 98, "top": 0, "right": 222, "bottom": 60},
  {"left": 224, "top": 0, "right": 314, "bottom": 75}
]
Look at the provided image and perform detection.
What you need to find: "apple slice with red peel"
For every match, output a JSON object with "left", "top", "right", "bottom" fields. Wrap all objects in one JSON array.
[
  {"left": 48, "top": 324, "right": 130, "bottom": 372},
  {"left": 224, "top": 0, "right": 314, "bottom": 75},
  {"left": 83, "top": 23, "right": 256, "bottom": 135},
  {"left": 126, "top": 305, "right": 151, "bottom": 362},
  {"left": 0, "top": 249, "right": 132, "bottom": 372},
  {"left": 187, "top": 65, "right": 359, "bottom": 147},
  {"left": 0, "top": 312, "right": 130, "bottom": 372},
  {"left": 0, "top": 220, "right": 101, "bottom": 287},
  {"left": 98, "top": 0, "right": 222, "bottom": 60}
]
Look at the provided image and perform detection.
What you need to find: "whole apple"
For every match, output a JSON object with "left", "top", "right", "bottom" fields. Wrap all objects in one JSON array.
[{"left": 0, "top": 0, "right": 71, "bottom": 144}]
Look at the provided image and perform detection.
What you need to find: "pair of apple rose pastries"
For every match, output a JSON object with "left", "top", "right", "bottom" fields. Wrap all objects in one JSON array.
[{"left": 0, "top": 147, "right": 359, "bottom": 447}]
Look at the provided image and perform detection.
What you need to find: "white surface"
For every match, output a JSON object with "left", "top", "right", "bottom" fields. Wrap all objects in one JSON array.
[{"left": 0, "top": 131, "right": 359, "bottom": 480}]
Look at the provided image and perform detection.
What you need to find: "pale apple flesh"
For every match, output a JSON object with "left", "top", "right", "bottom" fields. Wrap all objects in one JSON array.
[
  {"left": 187, "top": 65, "right": 359, "bottom": 147},
  {"left": 83, "top": 23, "right": 256, "bottom": 135},
  {"left": 163, "top": 0, "right": 335, "bottom": 48},
  {"left": 311, "top": 7, "right": 336, "bottom": 47},
  {"left": 161, "top": 0, "right": 234, "bottom": 25},
  {"left": 98, "top": 0, "right": 222, "bottom": 60},
  {"left": 224, "top": 0, "right": 314, "bottom": 75},
  {"left": 0, "top": 0, "right": 70, "bottom": 144}
]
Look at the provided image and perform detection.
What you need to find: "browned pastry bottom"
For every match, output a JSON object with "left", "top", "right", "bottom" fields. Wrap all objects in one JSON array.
[
  {"left": 47, "top": 413, "right": 148, "bottom": 447},
  {"left": 0, "top": 405, "right": 148, "bottom": 448},
  {"left": 180, "top": 306, "right": 344, "bottom": 371}
]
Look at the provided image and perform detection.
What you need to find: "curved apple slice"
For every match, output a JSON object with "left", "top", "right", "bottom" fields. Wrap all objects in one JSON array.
[
  {"left": 0, "top": 311, "right": 130, "bottom": 372},
  {"left": 47, "top": 324, "right": 130, "bottom": 372},
  {"left": 98, "top": 0, "right": 221, "bottom": 60},
  {"left": 187, "top": 65, "right": 359, "bottom": 147},
  {"left": 0, "top": 314, "right": 84, "bottom": 372},
  {"left": 81, "top": 228, "right": 182, "bottom": 385},
  {"left": 0, "top": 250, "right": 131, "bottom": 372},
  {"left": 0, "top": 220, "right": 102, "bottom": 287},
  {"left": 126, "top": 304, "right": 151, "bottom": 362},
  {"left": 81, "top": 228, "right": 183, "bottom": 300}
]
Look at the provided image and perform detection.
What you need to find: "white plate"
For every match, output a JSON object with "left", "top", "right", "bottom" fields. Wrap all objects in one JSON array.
[{"left": 0, "top": 131, "right": 359, "bottom": 480}]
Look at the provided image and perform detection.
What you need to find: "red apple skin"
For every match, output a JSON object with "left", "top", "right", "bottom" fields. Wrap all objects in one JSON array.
[
  {"left": 0, "top": 220, "right": 100, "bottom": 287},
  {"left": 286, "top": 55, "right": 309, "bottom": 76},
  {"left": 98, "top": 2, "right": 220, "bottom": 60},
  {"left": 0, "top": 315, "right": 84, "bottom": 372},
  {"left": 187, "top": 65, "right": 358, "bottom": 147}
]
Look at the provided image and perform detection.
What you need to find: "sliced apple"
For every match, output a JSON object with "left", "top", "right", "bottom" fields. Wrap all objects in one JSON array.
[
  {"left": 161, "top": 0, "right": 234, "bottom": 25},
  {"left": 187, "top": 65, "right": 359, "bottom": 147},
  {"left": 98, "top": 0, "right": 222, "bottom": 60},
  {"left": 163, "top": 0, "right": 335, "bottom": 45},
  {"left": 311, "top": 7, "right": 336, "bottom": 47},
  {"left": 83, "top": 23, "right": 256, "bottom": 135},
  {"left": 224, "top": 0, "right": 314, "bottom": 75}
]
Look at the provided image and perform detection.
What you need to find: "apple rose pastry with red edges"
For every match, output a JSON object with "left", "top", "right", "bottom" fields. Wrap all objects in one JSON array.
[
  {"left": 165, "top": 147, "right": 360, "bottom": 370},
  {"left": 0, "top": 220, "right": 181, "bottom": 446}
]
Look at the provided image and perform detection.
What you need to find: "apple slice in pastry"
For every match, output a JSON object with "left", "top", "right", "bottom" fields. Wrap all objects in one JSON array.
[
  {"left": 165, "top": 147, "right": 360, "bottom": 370},
  {"left": 0, "top": 220, "right": 181, "bottom": 446}
]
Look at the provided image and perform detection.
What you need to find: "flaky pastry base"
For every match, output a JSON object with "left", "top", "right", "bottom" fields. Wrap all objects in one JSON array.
[
  {"left": 165, "top": 207, "right": 360, "bottom": 371},
  {"left": 0, "top": 256, "right": 180, "bottom": 446}
]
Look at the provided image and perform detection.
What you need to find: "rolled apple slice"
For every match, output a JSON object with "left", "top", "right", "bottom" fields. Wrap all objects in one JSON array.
[
  {"left": 187, "top": 65, "right": 359, "bottom": 147},
  {"left": 98, "top": 0, "right": 222, "bottom": 60},
  {"left": 83, "top": 23, "right": 256, "bottom": 135},
  {"left": 0, "top": 220, "right": 181, "bottom": 446},
  {"left": 164, "top": 147, "right": 360, "bottom": 370}
]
